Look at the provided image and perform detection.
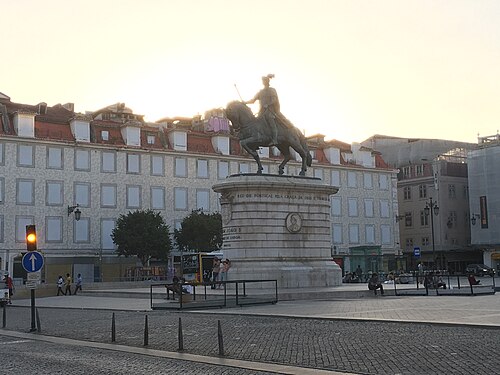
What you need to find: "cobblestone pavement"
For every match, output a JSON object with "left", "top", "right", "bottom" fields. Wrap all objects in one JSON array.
[
  {"left": 0, "top": 335, "right": 275, "bottom": 375},
  {"left": 2, "top": 306, "right": 499, "bottom": 375}
]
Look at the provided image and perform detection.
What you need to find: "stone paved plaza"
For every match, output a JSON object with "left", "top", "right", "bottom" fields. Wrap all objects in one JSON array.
[{"left": 2, "top": 291, "right": 500, "bottom": 374}]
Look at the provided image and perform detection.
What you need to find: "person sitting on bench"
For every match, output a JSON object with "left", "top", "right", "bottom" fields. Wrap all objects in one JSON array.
[
  {"left": 368, "top": 273, "right": 384, "bottom": 295},
  {"left": 468, "top": 274, "right": 481, "bottom": 286}
]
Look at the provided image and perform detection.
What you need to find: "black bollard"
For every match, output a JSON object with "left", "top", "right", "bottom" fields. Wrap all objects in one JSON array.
[
  {"left": 111, "top": 312, "right": 116, "bottom": 342},
  {"left": 217, "top": 319, "right": 224, "bottom": 356},
  {"left": 178, "top": 317, "right": 184, "bottom": 351},
  {"left": 35, "top": 308, "right": 41, "bottom": 332},
  {"left": 2, "top": 304, "right": 6, "bottom": 328},
  {"left": 143, "top": 315, "right": 149, "bottom": 346}
]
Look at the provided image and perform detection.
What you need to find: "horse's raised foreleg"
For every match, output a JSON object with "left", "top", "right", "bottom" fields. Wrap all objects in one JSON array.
[{"left": 277, "top": 145, "right": 291, "bottom": 175}]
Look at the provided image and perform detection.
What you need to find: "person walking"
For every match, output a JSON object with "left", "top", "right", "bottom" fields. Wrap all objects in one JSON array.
[
  {"left": 57, "top": 275, "right": 65, "bottom": 296},
  {"left": 219, "top": 259, "right": 231, "bottom": 289},
  {"left": 3, "top": 273, "right": 13, "bottom": 304},
  {"left": 211, "top": 257, "right": 221, "bottom": 290},
  {"left": 64, "top": 273, "right": 72, "bottom": 296},
  {"left": 74, "top": 273, "right": 83, "bottom": 294},
  {"left": 355, "top": 265, "right": 363, "bottom": 282}
]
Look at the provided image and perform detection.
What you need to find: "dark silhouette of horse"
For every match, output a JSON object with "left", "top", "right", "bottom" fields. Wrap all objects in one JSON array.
[{"left": 225, "top": 101, "right": 312, "bottom": 176}]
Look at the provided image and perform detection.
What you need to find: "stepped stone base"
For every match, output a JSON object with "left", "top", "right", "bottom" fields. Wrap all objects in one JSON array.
[{"left": 212, "top": 174, "right": 342, "bottom": 288}]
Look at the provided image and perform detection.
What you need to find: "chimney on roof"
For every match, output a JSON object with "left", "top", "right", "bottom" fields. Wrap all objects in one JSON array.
[
  {"left": 62, "top": 103, "right": 74, "bottom": 112},
  {"left": 37, "top": 102, "right": 47, "bottom": 115}
]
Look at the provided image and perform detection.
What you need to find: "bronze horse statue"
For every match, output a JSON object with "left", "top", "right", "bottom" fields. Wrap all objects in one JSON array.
[{"left": 225, "top": 101, "right": 312, "bottom": 176}]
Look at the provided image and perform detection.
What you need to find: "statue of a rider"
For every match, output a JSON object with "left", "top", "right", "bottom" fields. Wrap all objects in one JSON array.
[{"left": 245, "top": 74, "right": 293, "bottom": 146}]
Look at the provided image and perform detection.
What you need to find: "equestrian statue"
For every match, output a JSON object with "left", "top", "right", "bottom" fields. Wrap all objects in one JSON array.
[{"left": 226, "top": 74, "right": 312, "bottom": 176}]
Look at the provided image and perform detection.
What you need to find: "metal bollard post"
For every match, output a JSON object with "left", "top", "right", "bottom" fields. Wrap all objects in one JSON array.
[
  {"left": 178, "top": 317, "right": 184, "bottom": 351},
  {"left": 143, "top": 315, "right": 149, "bottom": 346},
  {"left": 36, "top": 308, "right": 41, "bottom": 332},
  {"left": 217, "top": 319, "right": 224, "bottom": 356},
  {"left": 111, "top": 312, "right": 116, "bottom": 342},
  {"left": 2, "top": 304, "right": 6, "bottom": 328}
]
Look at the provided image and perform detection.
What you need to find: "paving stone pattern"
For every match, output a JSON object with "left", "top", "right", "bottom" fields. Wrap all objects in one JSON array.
[{"left": 3, "top": 306, "right": 499, "bottom": 374}]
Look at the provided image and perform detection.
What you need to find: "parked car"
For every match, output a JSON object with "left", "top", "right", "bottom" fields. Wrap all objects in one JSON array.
[{"left": 465, "top": 264, "right": 495, "bottom": 277}]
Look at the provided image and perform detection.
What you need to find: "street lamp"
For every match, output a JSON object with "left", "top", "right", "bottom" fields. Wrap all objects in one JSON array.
[
  {"left": 470, "top": 214, "right": 480, "bottom": 226},
  {"left": 68, "top": 204, "right": 81, "bottom": 221},
  {"left": 424, "top": 197, "right": 439, "bottom": 270}
]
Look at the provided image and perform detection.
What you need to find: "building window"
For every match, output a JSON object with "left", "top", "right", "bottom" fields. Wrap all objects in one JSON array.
[
  {"left": 363, "top": 173, "right": 373, "bottom": 189},
  {"left": 448, "top": 211, "right": 457, "bottom": 228},
  {"left": 365, "top": 225, "right": 375, "bottom": 244},
  {"left": 364, "top": 199, "right": 374, "bottom": 217},
  {"left": 0, "top": 215, "right": 4, "bottom": 242},
  {"left": 332, "top": 223, "right": 342, "bottom": 244},
  {"left": 422, "top": 237, "right": 429, "bottom": 246},
  {"left": 127, "top": 153, "right": 140, "bottom": 174},
  {"left": 347, "top": 171, "right": 357, "bottom": 188},
  {"left": 174, "top": 157, "right": 187, "bottom": 177},
  {"left": 47, "top": 147, "right": 63, "bottom": 169},
  {"left": 405, "top": 238, "right": 414, "bottom": 249},
  {"left": 379, "top": 200, "right": 389, "bottom": 218},
  {"left": 403, "top": 186, "right": 411, "bottom": 200},
  {"left": 101, "top": 131, "right": 109, "bottom": 141},
  {"left": 218, "top": 161, "right": 229, "bottom": 179},
  {"left": 151, "top": 187, "right": 165, "bottom": 210},
  {"left": 381, "top": 225, "right": 391, "bottom": 244},
  {"left": 379, "top": 174, "right": 389, "bottom": 190},
  {"left": 448, "top": 184, "right": 456, "bottom": 199},
  {"left": 197, "top": 159, "right": 209, "bottom": 178},
  {"left": 0, "top": 143, "right": 4, "bottom": 166},
  {"left": 174, "top": 187, "right": 188, "bottom": 210},
  {"left": 101, "top": 151, "right": 116, "bottom": 173},
  {"left": 147, "top": 135, "right": 155, "bottom": 144},
  {"left": 18, "top": 144, "right": 34, "bottom": 167},
  {"left": 196, "top": 189, "right": 210, "bottom": 211},
  {"left": 126, "top": 185, "right": 141, "bottom": 209},
  {"left": 46, "top": 181, "right": 63, "bottom": 206},
  {"left": 17, "top": 179, "right": 34, "bottom": 205},
  {"left": 331, "top": 197, "right": 341, "bottom": 216},
  {"left": 402, "top": 166, "right": 411, "bottom": 178},
  {"left": 420, "top": 210, "right": 429, "bottom": 226},
  {"left": 0, "top": 177, "right": 4, "bottom": 204},
  {"left": 74, "top": 218, "right": 90, "bottom": 243},
  {"left": 416, "top": 165, "right": 424, "bottom": 176},
  {"left": 405, "top": 212, "right": 413, "bottom": 227},
  {"left": 330, "top": 170, "right": 340, "bottom": 186},
  {"left": 239, "top": 163, "right": 250, "bottom": 174},
  {"left": 101, "top": 184, "right": 117, "bottom": 208},
  {"left": 314, "top": 168, "right": 324, "bottom": 180},
  {"left": 347, "top": 198, "right": 358, "bottom": 217},
  {"left": 46, "top": 217, "right": 63, "bottom": 242},
  {"left": 101, "top": 219, "right": 116, "bottom": 249},
  {"left": 75, "top": 149, "right": 90, "bottom": 171},
  {"left": 74, "top": 182, "right": 90, "bottom": 207},
  {"left": 151, "top": 155, "right": 164, "bottom": 176},
  {"left": 348, "top": 224, "right": 359, "bottom": 244},
  {"left": 419, "top": 184, "right": 427, "bottom": 199},
  {"left": 16, "top": 216, "right": 34, "bottom": 242}
]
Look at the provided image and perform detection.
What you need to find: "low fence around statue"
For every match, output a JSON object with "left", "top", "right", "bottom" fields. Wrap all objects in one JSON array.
[
  {"left": 390, "top": 273, "right": 496, "bottom": 296},
  {"left": 150, "top": 279, "right": 278, "bottom": 310}
]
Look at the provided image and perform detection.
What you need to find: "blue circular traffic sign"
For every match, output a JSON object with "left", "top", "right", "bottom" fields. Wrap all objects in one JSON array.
[{"left": 22, "top": 251, "right": 44, "bottom": 272}]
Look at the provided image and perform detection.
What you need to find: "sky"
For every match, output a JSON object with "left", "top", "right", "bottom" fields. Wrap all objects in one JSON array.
[{"left": 2, "top": 0, "right": 499, "bottom": 144}]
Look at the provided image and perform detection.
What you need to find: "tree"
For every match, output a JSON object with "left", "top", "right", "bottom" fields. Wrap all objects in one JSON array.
[
  {"left": 174, "top": 210, "right": 223, "bottom": 252},
  {"left": 112, "top": 209, "right": 172, "bottom": 266}
]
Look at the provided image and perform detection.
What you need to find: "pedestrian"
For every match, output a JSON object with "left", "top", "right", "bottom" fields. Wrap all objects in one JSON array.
[
  {"left": 355, "top": 265, "right": 363, "bottom": 282},
  {"left": 57, "top": 275, "right": 65, "bottom": 296},
  {"left": 74, "top": 273, "right": 82, "bottom": 294},
  {"left": 64, "top": 273, "right": 72, "bottom": 295},
  {"left": 3, "top": 273, "right": 13, "bottom": 304},
  {"left": 211, "top": 257, "right": 220, "bottom": 289},
  {"left": 368, "top": 272, "right": 384, "bottom": 295},
  {"left": 219, "top": 259, "right": 231, "bottom": 288}
]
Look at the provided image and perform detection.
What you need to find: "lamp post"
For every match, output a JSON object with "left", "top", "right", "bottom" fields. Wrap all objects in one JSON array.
[{"left": 424, "top": 197, "right": 439, "bottom": 270}]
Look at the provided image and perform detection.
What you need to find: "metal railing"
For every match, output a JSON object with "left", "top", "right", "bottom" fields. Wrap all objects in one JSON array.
[{"left": 149, "top": 279, "right": 278, "bottom": 310}]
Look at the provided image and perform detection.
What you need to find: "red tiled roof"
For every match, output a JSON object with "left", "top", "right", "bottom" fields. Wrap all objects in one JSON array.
[{"left": 36, "top": 121, "right": 74, "bottom": 142}]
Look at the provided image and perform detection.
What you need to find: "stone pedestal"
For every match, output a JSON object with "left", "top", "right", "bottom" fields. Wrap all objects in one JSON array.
[{"left": 212, "top": 174, "right": 341, "bottom": 288}]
